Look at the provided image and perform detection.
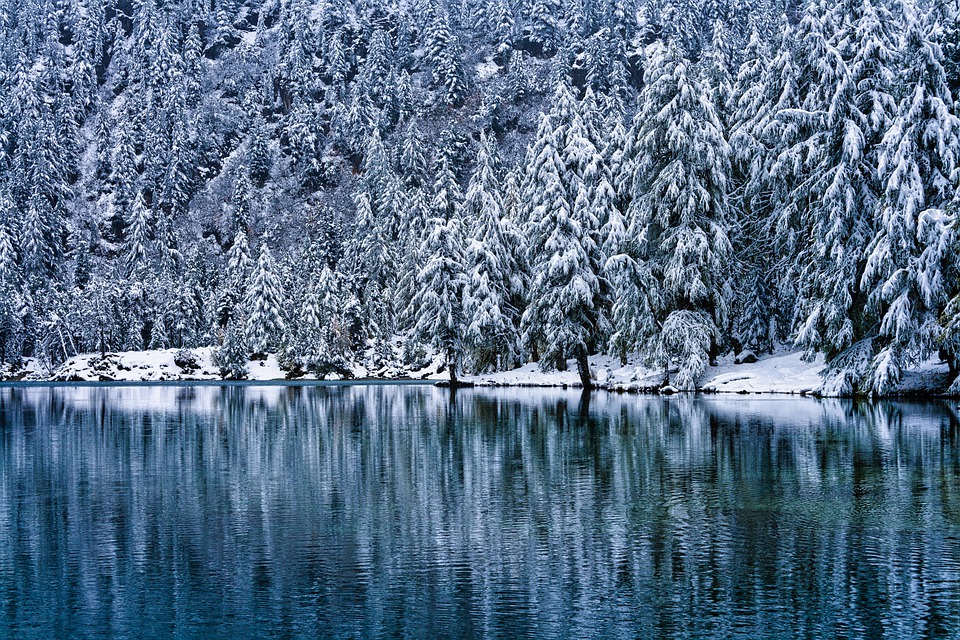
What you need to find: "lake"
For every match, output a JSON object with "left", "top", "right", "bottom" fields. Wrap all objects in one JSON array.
[{"left": 1, "top": 384, "right": 959, "bottom": 639}]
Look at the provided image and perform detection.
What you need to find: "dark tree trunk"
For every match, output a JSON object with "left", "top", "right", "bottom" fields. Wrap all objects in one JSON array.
[
  {"left": 556, "top": 349, "right": 567, "bottom": 371},
  {"left": 448, "top": 351, "right": 458, "bottom": 387},
  {"left": 576, "top": 347, "right": 592, "bottom": 389}
]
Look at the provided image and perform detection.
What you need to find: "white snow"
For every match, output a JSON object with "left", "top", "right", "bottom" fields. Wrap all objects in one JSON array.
[
  {"left": 476, "top": 60, "right": 500, "bottom": 81},
  {"left": 700, "top": 351, "right": 825, "bottom": 395},
  {"left": 26, "top": 348, "right": 294, "bottom": 382},
  {"left": 0, "top": 346, "right": 953, "bottom": 398},
  {"left": 461, "top": 351, "right": 817, "bottom": 393}
]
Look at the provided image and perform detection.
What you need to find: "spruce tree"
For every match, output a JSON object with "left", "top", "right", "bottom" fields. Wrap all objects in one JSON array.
[
  {"left": 790, "top": 0, "right": 896, "bottom": 392},
  {"left": 216, "top": 321, "right": 249, "bottom": 379},
  {"left": 125, "top": 191, "right": 151, "bottom": 274},
  {"left": 860, "top": 12, "right": 960, "bottom": 394},
  {"left": 425, "top": 0, "right": 469, "bottom": 106},
  {"left": 249, "top": 113, "right": 272, "bottom": 188},
  {"left": 245, "top": 243, "right": 286, "bottom": 356},
  {"left": 522, "top": 85, "right": 610, "bottom": 388},
  {"left": 629, "top": 42, "right": 732, "bottom": 389},
  {"left": 409, "top": 159, "right": 467, "bottom": 385},
  {"left": 463, "top": 134, "right": 519, "bottom": 372},
  {"left": 0, "top": 215, "right": 22, "bottom": 364}
]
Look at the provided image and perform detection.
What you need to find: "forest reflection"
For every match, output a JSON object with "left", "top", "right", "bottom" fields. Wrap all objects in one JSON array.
[{"left": 2, "top": 385, "right": 960, "bottom": 639}]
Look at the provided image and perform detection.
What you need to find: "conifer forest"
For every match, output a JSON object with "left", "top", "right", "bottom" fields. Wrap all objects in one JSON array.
[{"left": 3, "top": 0, "right": 960, "bottom": 394}]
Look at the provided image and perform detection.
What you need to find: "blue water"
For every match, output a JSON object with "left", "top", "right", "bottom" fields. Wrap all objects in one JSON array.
[{"left": 1, "top": 385, "right": 959, "bottom": 639}]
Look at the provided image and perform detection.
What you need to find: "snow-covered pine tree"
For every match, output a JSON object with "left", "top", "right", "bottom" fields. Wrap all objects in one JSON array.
[
  {"left": 728, "top": 28, "right": 776, "bottom": 353},
  {"left": 248, "top": 113, "right": 272, "bottom": 188},
  {"left": 499, "top": 170, "right": 530, "bottom": 324},
  {"left": 125, "top": 190, "right": 151, "bottom": 274},
  {"left": 216, "top": 321, "right": 249, "bottom": 379},
  {"left": 522, "top": 83, "right": 610, "bottom": 388},
  {"left": 227, "top": 230, "right": 254, "bottom": 285},
  {"left": 0, "top": 212, "right": 22, "bottom": 364},
  {"left": 408, "top": 158, "right": 467, "bottom": 385},
  {"left": 463, "top": 133, "right": 519, "bottom": 372},
  {"left": 523, "top": 0, "right": 561, "bottom": 56},
  {"left": 786, "top": 0, "right": 896, "bottom": 395},
  {"left": 860, "top": 9, "right": 960, "bottom": 394},
  {"left": 730, "top": 21, "right": 807, "bottom": 345},
  {"left": 161, "top": 120, "right": 196, "bottom": 219},
  {"left": 393, "top": 186, "right": 431, "bottom": 337},
  {"left": 348, "top": 185, "right": 397, "bottom": 363},
  {"left": 311, "top": 266, "right": 353, "bottom": 376},
  {"left": 245, "top": 242, "right": 286, "bottom": 356},
  {"left": 599, "top": 106, "right": 658, "bottom": 364},
  {"left": 629, "top": 41, "right": 732, "bottom": 389},
  {"left": 425, "top": 0, "right": 469, "bottom": 106},
  {"left": 701, "top": 19, "right": 735, "bottom": 125}
]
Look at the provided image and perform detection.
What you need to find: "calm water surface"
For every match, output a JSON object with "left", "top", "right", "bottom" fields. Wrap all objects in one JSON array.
[{"left": 1, "top": 385, "right": 960, "bottom": 639}]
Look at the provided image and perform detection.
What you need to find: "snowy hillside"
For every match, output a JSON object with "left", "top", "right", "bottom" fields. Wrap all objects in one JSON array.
[{"left": 2, "top": 0, "right": 960, "bottom": 396}]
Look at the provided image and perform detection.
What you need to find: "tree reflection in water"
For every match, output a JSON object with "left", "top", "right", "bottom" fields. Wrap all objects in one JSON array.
[{"left": 1, "top": 385, "right": 959, "bottom": 639}]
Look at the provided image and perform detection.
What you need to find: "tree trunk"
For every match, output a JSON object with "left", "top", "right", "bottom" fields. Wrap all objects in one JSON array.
[
  {"left": 556, "top": 349, "right": 567, "bottom": 371},
  {"left": 448, "top": 352, "right": 458, "bottom": 387},
  {"left": 576, "top": 347, "right": 592, "bottom": 390}
]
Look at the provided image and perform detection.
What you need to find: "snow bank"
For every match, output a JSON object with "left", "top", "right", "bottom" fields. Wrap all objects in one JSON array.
[
  {"left": 0, "top": 347, "right": 954, "bottom": 398},
  {"left": 460, "top": 349, "right": 954, "bottom": 397},
  {"left": 11, "top": 348, "right": 292, "bottom": 383},
  {"left": 700, "top": 351, "right": 825, "bottom": 395}
]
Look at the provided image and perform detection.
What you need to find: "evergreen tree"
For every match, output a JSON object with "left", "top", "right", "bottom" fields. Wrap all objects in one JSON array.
[
  {"left": 860, "top": 12, "right": 960, "bottom": 394},
  {"left": 791, "top": 0, "right": 896, "bottom": 390},
  {"left": 522, "top": 85, "right": 610, "bottom": 388},
  {"left": 126, "top": 191, "right": 151, "bottom": 274},
  {"left": 0, "top": 213, "right": 22, "bottom": 364},
  {"left": 249, "top": 113, "right": 272, "bottom": 188},
  {"left": 409, "top": 159, "right": 467, "bottom": 384},
  {"left": 293, "top": 266, "right": 353, "bottom": 377},
  {"left": 463, "top": 134, "right": 519, "bottom": 372},
  {"left": 216, "top": 321, "right": 249, "bottom": 379},
  {"left": 629, "top": 42, "right": 732, "bottom": 389},
  {"left": 245, "top": 243, "right": 286, "bottom": 356},
  {"left": 425, "top": 0, "right": 469, "bottom": 106}
]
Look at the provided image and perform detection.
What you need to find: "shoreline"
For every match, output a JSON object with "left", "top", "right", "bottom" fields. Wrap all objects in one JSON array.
[
  {"left": 2, "top": 347, "right": 955, "bottom": 399},
  {"left": 1, "top": 377, "right": 956, "bottom": 400}
]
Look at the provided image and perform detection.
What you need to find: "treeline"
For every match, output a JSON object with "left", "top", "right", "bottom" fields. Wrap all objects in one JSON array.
[{"left": 1, "top": 0, "right": 960, "bottom": 393}]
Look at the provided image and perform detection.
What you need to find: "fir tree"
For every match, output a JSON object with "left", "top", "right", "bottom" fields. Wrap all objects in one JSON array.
[
  {"left": 522, "top": 87, "right": 610, "bottom": 388},
  {"left": 860, "top": 12, "right": 960, "bottom": 394},
  {"left": 425, "top": 0, "right": 469, "bottom": 106},
  {"left": 216, "top": 321, "right": 249, "bottom": 379},
  {"left": 245, "top": 243, "right": 286, "bottom": 356},
  {"left": 629, "top": 42, "right": 732, "bottom": 389},
  {"left": 409, "top": 159, "right": 468, "bottom": 385},
  {"left": 126, "top": 191, "right": 151, "bottom": 274},
  {"left": 463, "top": 134, "right": 519, "bottom": 372},
  {"left": 791, "top": 0, "right": 896, "bottom": 390},
  {"left": 249, "top": 113, "right": 272, "bottom": 188}
]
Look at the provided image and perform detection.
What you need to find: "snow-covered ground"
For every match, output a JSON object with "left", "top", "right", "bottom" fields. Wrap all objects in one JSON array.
[
  {"left": 0, "top": 346, "right": 954, "bottom": 397},
  {"left": 457, "top": 351, "right": 824, "bottom": 394},
  {"left": 0, "top": 347, "right": 448, "bottom": 383},
  {"left": 699, "top": 351, "right": 825, "bottom": 395}
]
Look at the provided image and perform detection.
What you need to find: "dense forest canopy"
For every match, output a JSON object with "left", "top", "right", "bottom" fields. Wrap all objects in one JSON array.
[{"left": 1, "top": 0, "right": 960, "bottom": 393}]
